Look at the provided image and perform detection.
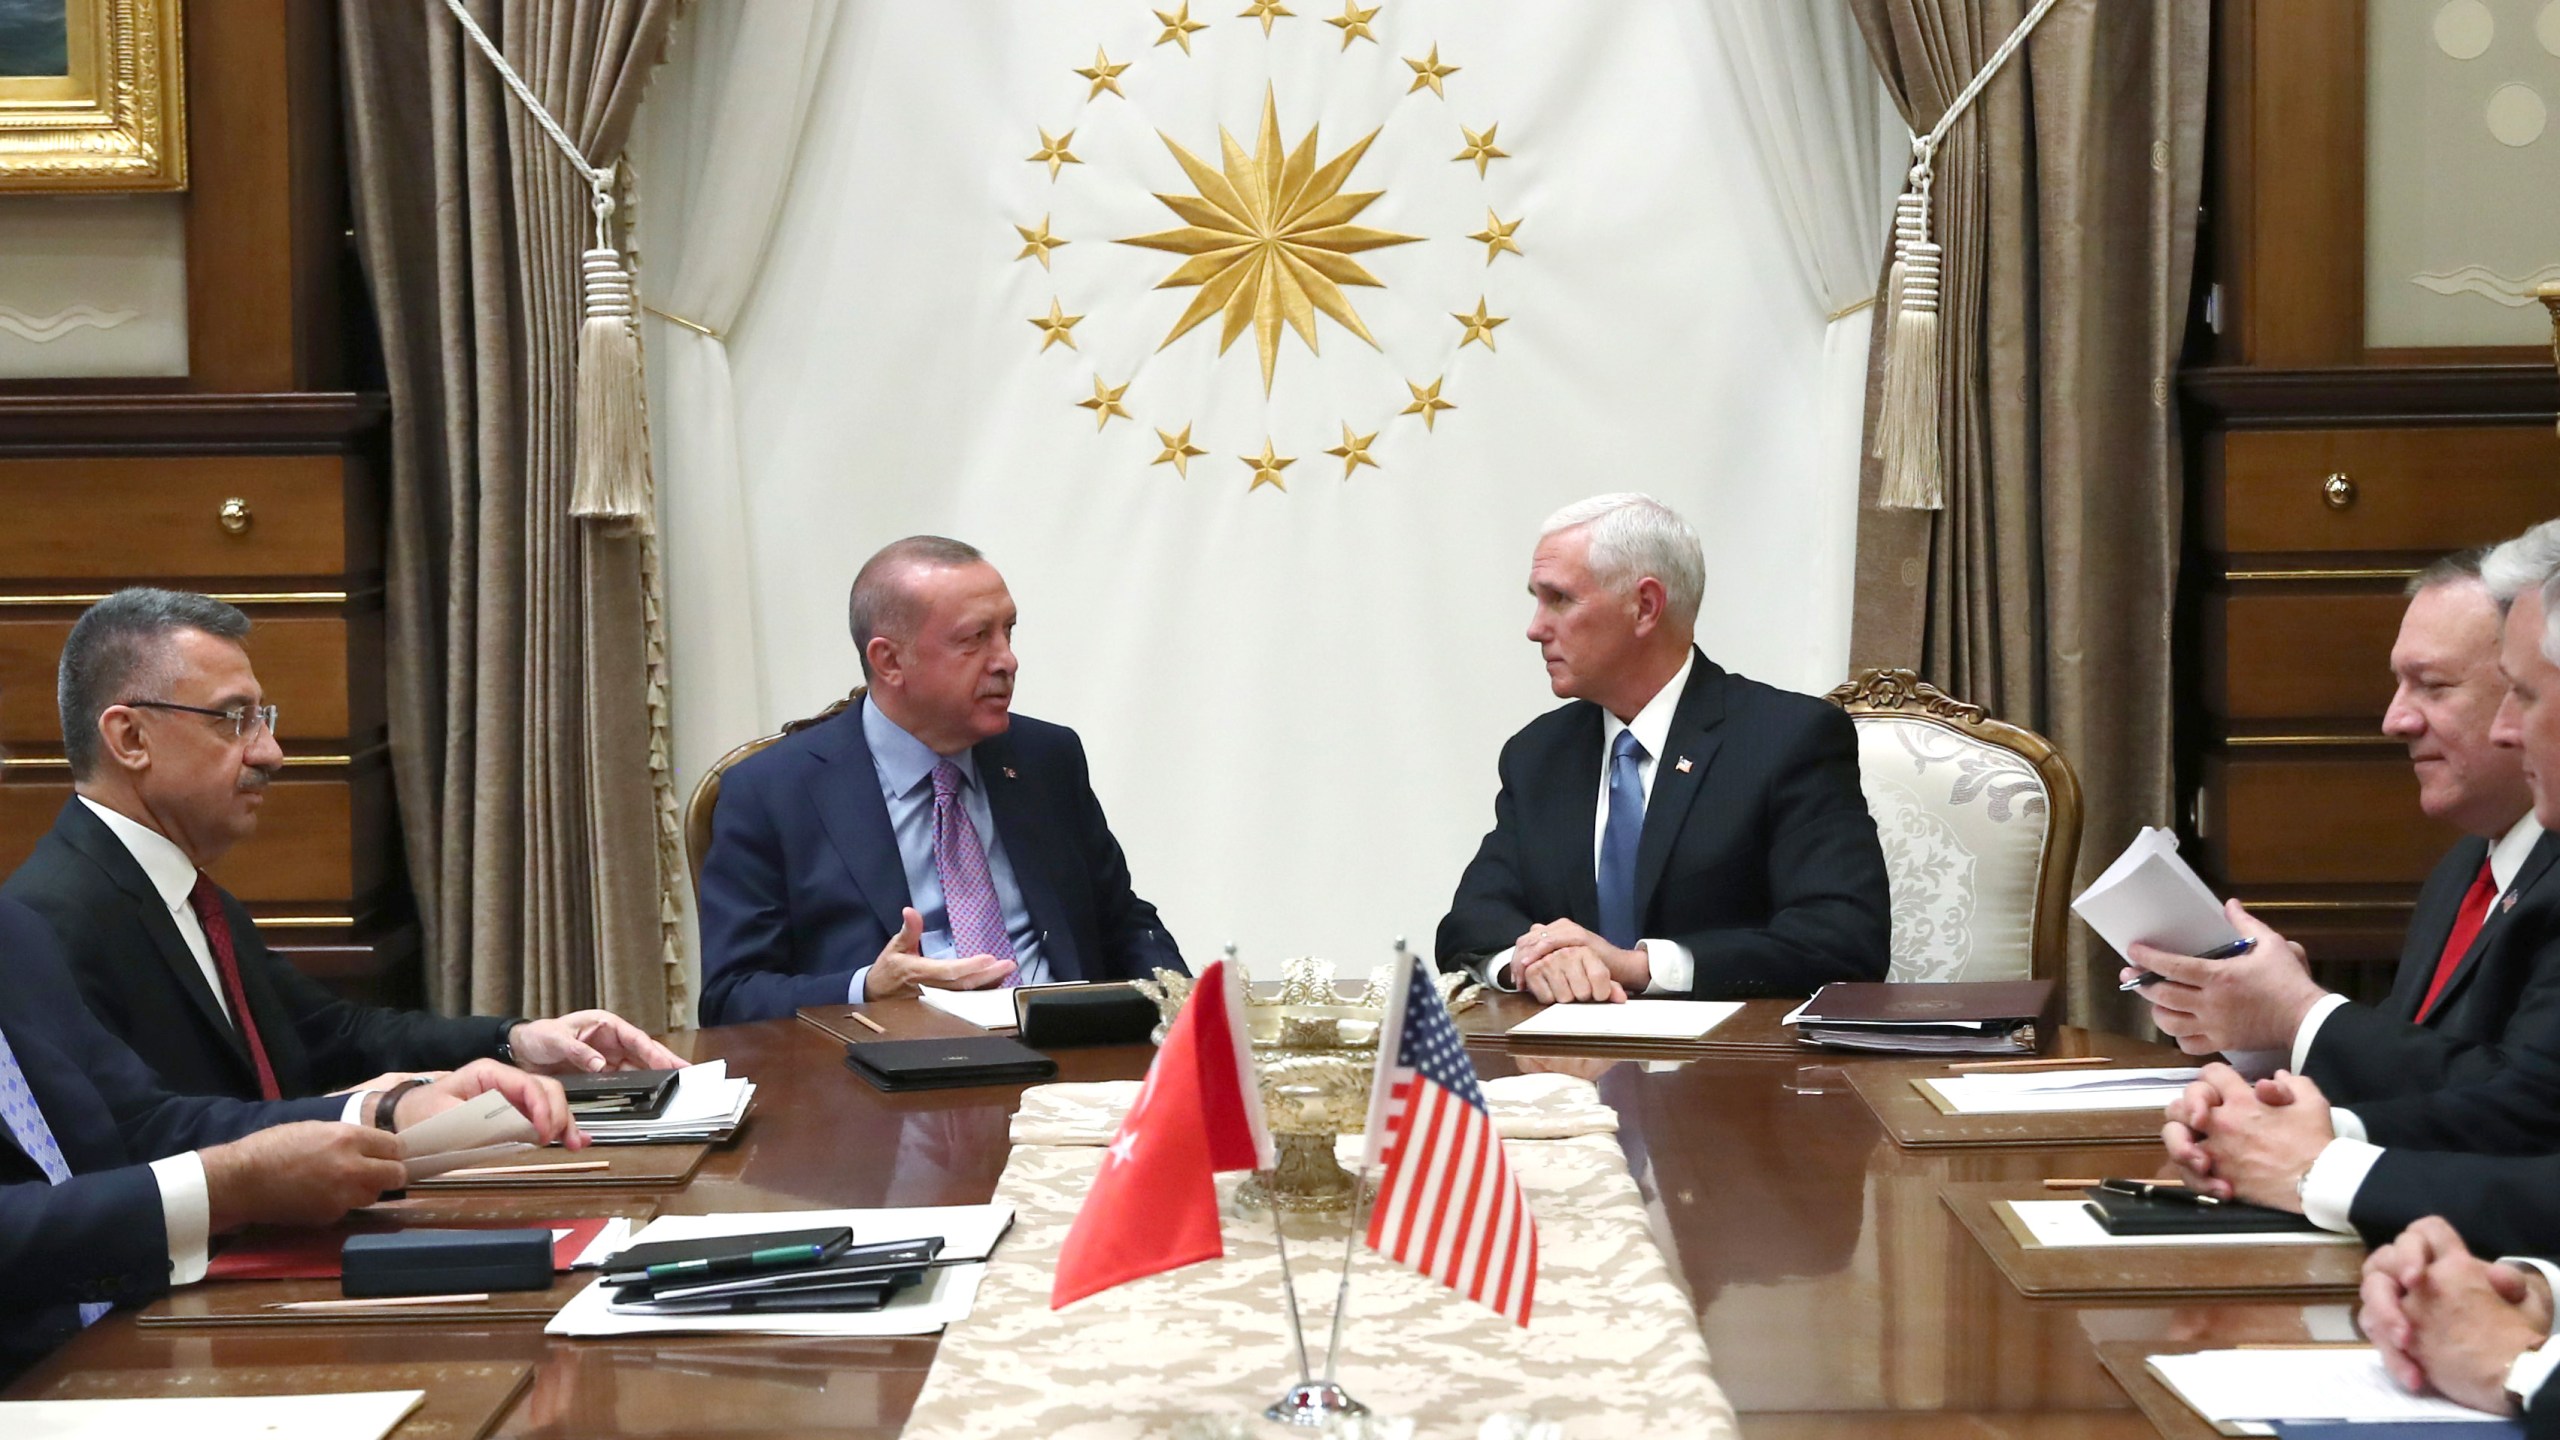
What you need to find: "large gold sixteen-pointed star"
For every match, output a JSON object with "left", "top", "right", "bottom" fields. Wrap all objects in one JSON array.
[{"left": 1119, "top": 87, "right": 1422, "bottom": 394}]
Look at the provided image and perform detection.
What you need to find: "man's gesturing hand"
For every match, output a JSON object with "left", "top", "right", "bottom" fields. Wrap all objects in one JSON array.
[
  {"left": 200, "top": 1121, "right": 406, "bottom": 1232},
  {"left": 863, "top": 907, "right": 1017, "bottom": 997}
]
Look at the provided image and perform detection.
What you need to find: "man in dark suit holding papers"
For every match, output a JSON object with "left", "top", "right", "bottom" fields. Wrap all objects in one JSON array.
[
  {"left": 697, "top": 537, "right": 1184, "bottom": 1024},
  {"left": 2134, "top": 550, "right": 2560, "bottom": 1151},
  {"left": 1436, "top": 494, "right": 1890, "bottom": 1002}
]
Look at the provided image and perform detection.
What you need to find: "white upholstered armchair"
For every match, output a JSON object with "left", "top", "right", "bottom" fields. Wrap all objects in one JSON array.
[{"left": 1824, "top": 669, "right": 2084, "bottom": 986}]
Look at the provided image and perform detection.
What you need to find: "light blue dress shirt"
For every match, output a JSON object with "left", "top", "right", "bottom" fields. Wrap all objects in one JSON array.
[{"left": 848, "top": 697, "right": 1049, "bottom": 1000}]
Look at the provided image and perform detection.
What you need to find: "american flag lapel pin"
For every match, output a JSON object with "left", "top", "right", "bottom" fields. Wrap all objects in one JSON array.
[
  {"left": 1003, "top": 766, "right": 1019, "bottom": 780},
  {"left": 1675, "top": 756, "right": 1693, "bottom": 774},
  {"left": 2505, "top": 890, "right": 2519, "bottom": 913}
]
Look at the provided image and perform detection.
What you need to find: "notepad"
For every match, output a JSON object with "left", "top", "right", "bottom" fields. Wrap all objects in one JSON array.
[
  {"left": 574, "top": 1060, "right": 754, "bottom": 1143},
  {"left": 1916, "top": 1066, "right": 2200, "bottom": 1114},
  {"left": 918, "top": 986, "right": 1022, "bottom": 1031},
  {"left": 0, "top": 1390, "right": 425, "bottom": 1440},
  {"left": 396, "top": 1089, "right": 537, "bottom": 1179},
  {"left": 1503, "top": 999, "right": 1742, "bottom": 1042},
  {"left": 2147, "top": 1348, "right": 2510, "bottom": 1434},
  {"left": 2000, "top": 1200, "right": 2355, "bottom": 1249},
  {"left": 2071, "top": 826, "right": 2244, "bottom": 962}
]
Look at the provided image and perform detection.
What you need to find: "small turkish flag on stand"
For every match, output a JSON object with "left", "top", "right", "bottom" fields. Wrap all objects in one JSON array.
[{"left": 1050, "top": 958, "right": 1272, "bottom": 1308}]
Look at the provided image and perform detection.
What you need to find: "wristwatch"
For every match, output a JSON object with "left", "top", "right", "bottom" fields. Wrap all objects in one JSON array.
[
  {"left": 491, "top": 1017, "right": 530, "bottom": 1066},
  {"left": 375, "top": 1076, "right": 435, "bottom": 1134}
]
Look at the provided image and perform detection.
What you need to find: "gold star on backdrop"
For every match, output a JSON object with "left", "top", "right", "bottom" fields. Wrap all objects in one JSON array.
[
  {"left": 1401, "top": 376, "right": 1455, "bottom": 430},
  {"left": 1239, "top": 0, "right": 1292, "bottom": 34},
  {"left": 1404, "top": 45, "right": 1459, "bottom": 97},
  {"left": 1152, "top": 424, "right": 1209, "bottom": 477},
  {"left": 1454, "top": 123, "right": 1508, "bottom": 178},
  {"left": 1154, "top": 2, "right": 1210, "bottom": 52},
  {"left": 1241, "top": 439, "right": 1297, "bottom": 491},
  {"left": 1073, "top": 47, "right": 1131, "bottom": 100},
  {"left": 1324, "top": 422, "right": 1380, "bottom": 478},
  {"left": 1078, "top": 375, "right": 1132, "bottom": 429},
  {"left": 1015, "top": 216, "right": 1068, "bottom": 269},
  {"left": 1029, "top": 299, "right": 1084, "bottom": 352},
  {"left": 1451, "top": 297, "right": 1507, "bottom": 350},
  {"left": 1325, "top": 2, "right": 1380, "bottom": 48},
  {"left": 1469, "top": 209, "right": 1522, "bottom": 265},
  {"left": 1119, "top": 86, "right": 1421, "bottom": 394},
  {"left": 1028, "top": 127, "right": 1082, "bottom": 180}
]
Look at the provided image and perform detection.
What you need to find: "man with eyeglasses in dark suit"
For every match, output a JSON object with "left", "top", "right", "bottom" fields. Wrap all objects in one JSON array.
[{"left": 3, "top": 589, "right": 681, "bottom": 1105}]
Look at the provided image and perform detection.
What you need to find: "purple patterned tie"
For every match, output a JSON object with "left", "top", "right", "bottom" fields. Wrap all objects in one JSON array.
[
  {"left": 933, "top": 760, "right": 1020, "bottom": 986},
  {"left": 0, "top": 1025, "right": 111, "bottom": 1325}
]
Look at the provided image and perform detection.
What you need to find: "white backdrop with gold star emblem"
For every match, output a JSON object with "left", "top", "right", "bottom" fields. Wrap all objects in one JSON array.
[{"left": 638, "top": 0, "right": 1897, "bottom": 984}]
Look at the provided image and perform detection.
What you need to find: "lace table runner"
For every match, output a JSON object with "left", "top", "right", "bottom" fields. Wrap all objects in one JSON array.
[{"left": 904, "top": 1077, "right": 1733, "bottom": 1439}]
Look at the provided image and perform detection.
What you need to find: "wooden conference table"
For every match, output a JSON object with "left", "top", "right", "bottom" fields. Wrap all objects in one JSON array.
[{"left": 8, "top": 994, "right": 2332, "bottom": 1438}]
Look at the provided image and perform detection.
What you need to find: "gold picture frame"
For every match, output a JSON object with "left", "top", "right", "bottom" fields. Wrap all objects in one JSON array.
[{"left": 0, "top": 0, "right": 185, "bottom": 192}]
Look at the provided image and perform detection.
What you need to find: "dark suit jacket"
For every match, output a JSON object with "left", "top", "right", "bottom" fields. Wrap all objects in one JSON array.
[
  {"left": 696, "top": 703, "right": 1187, "bottom": 1025},
  {"left": 0, "top": 895, "right": 340, "bottom": 1382},
  {"left": 1435, "top": 651, "right": 1891, "bottom": 998},
  {"left": 2303, "top": 829, "right": 2560, "bottom": 1152},
  {"left": 2, "top": 799, "right": 509, "bottom": 1102}
]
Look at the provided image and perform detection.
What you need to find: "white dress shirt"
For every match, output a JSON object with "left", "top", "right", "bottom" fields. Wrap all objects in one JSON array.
[
  {"left": 75, "top": 795, "right": 371, "bottom": 1285},
  {"left": 2292, "top": 812, "right": 2545, "bottom": 1232},
  {"left": 1490, "top": 652, "right": 1701, "bottom": 994},
  {"left": 2501, "top": 1257, "right": 2560, "bottom": 1408}
]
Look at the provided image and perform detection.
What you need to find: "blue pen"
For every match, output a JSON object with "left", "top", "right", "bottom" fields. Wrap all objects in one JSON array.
[{"left": 2118, "top": 936, "right": 2256, "bottom": 992}]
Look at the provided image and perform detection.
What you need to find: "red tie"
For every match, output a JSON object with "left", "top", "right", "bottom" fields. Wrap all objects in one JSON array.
[
  {"left": 2416, "top": 856, "right": 2499, "bottom": 1024},
  {"left": 188, "top": 873, "right": 280, "bottom": 1100}
]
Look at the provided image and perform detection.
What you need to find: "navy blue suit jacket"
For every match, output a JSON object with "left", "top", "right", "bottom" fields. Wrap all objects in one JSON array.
[
  {"left": 696, "top": 704, "right": 1187, "bottom": 1024},
  {"left": 1435, "top": 651, "right": 1892, "bottom": 998},
  {"left": 0, "top": 896, "right": 338, "bottom": 1381}
]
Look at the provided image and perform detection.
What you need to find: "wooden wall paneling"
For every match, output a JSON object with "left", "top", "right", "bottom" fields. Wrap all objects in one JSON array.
[
  {"left": 2225, "top": 0, "right": 2364, "bottom": 367},
  {"left": 0, "top": 612, "right": 352, "bottom": 746},
  {"left": 2201, "top": 753, "right": 2460, "bottom": 886},
  {"left": 0, "top": 772, "right": 384, "bottom": 905},
  {"left": 2213, "top": 428, "right": 2560, "bottom": 555},
  {"left": 2204, "top": 588, "right": 2402, "bottom": 720},
  {"left": 0, "top": 455, "right": 347, "bottom": 577},
  {"left": 183, "top": 0, "right": 345, "bottom": 393}
]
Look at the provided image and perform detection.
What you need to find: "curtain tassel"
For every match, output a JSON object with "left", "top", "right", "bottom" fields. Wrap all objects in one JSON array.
[
  {"left": 1873, "top": 147, "right": 1945, "bottom": 511},
  {"left": 571, "top": 187, "right": 654, "bottom": 534}
]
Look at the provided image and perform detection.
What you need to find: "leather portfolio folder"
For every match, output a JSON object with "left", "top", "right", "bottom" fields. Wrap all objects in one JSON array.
[
  {"left": 1790, "top": 980, "right": 2059, "bottom": 1055},
  {"left": 843, "top": 1035, "right": 1059, "bottom": 1092},
  {"left": 1942, "top": 1183, "right": 2363, "bottom": 1300}
]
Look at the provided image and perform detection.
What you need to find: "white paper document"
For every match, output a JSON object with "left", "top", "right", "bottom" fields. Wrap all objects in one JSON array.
[
  {"left": 2000, "top": 1200, "right": 2357, "bottom": 1249},
  {"left": 2071, "top": 826, "right": 2243, "bottom": 961},
  {"left": 0, "top": 1390, "right": 425, "bottom": 1440},
  {"left": 396, "top": 1090, "right": 537, "bottom": 1179},
  {"left": 918, "top": 986, "right": 1021, "bottom": 1031},
  {"left": 1503, "top": 999, "right": 1742, "bottom": 1042},
  {"left": 2147, "top": 1348, "right": 2511, "bottom": 1432},
  {"left": 1918, "top": 1066, "right": 2202, "bottom": 1114},
  {"left": 576, "top": 1060, "right": 754, "bottom": 1143},
  {"left": 547, "top": 1203, "right": 1013, "bottom": 1338}
]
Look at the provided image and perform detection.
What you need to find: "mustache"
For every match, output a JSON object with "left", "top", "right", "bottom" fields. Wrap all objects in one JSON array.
[{"left": 235, "top": 765, "right": 277, "bottom": 792}]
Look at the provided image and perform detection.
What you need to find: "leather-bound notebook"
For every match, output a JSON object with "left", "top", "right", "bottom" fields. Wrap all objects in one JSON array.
[
  {"left": 2082, "top": 1188, "right": 2325, "bottom": 1236},
  {"left": 1789, "top": 980, "right": 2059, "bottom": 1055},
  {"left": 842, "top": 1035, "right": 1058, "bottom": 1092}
]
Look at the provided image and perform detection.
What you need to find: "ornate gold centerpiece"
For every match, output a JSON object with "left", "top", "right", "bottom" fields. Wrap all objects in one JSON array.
[{"left": 1137, "top": 950, "right": 1475, "bottom": 1214}]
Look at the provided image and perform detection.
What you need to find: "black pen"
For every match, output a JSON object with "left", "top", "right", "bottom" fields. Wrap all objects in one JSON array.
[
  {"left": 2097, "top": 1178, "right": 2223, "bottom": 1208},
  {"left": 2118, "top": 936, "right": 2257, "bottom": 992}
]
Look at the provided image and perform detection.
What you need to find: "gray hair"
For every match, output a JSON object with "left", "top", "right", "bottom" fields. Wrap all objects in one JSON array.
[
  {"left": 1539, "top": 493, "right": 1705, "bottom": 629},
  {"left": 59, "top": 588, "right": 252, "bottom": 780},
  {"left": 847, "top": 535, "right": 986, "bottom": 680},
  {"left": 2482, "top": 521, "right": 2560, "bottom": 666},
  {"left": 2405, "top": 545, "right": 2489, "bottom": 599}
]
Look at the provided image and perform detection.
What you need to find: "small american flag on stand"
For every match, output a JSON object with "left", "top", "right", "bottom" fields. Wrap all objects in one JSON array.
[{"left": 1359, "top": 954, "right": 1537, "bottom": 1326}]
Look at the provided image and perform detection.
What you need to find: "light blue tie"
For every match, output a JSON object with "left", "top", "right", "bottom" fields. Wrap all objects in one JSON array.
[
  {"left": 0, "top": 1024, "right": 111, "bottom": 1325},
  {"left": 1597, "top": 728, "right": 1646, "bottom": 950}
]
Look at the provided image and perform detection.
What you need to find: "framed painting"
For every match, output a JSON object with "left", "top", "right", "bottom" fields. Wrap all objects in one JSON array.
[{"left": 0, "top": 0, "right": 185, "bottom": 192}]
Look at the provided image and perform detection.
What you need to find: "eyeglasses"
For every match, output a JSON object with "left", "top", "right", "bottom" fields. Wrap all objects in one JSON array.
[{"left": 121, "top": 699, "right": 280, "bottom": 741}]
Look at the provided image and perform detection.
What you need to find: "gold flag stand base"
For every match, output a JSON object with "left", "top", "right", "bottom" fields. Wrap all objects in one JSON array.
[{"left": 1264, "top": 1381, "right": 1370, "bottom": 1427}]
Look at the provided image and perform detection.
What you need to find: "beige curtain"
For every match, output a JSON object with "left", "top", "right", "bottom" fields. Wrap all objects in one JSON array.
[
  {"left": 1846, "top": 0, "right": 2207, "bottom": 1029},
  {"left": 339, "top": 0, "right": 680, "bottom": 1030}
]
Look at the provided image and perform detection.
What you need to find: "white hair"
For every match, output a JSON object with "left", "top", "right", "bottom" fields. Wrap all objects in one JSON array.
[
  {"left": 2482, "top": 519, "right": 2560, "bottom": 666},
  {"left": 1538, "top": 493, "right": 1705, "bottom": 629}
]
